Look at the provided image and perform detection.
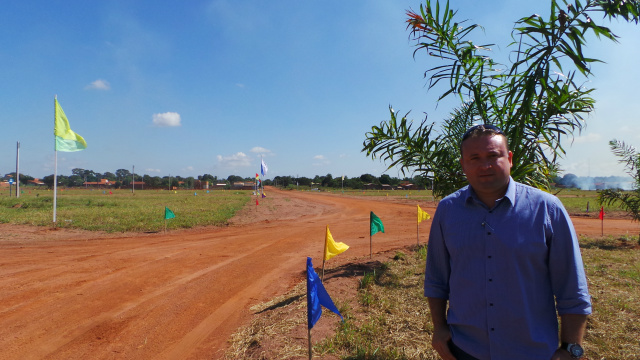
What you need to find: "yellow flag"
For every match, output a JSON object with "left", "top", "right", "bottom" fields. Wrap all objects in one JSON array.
[
  {"left": 324, "top": 225, "right": 349, "bottom": 261},
  {"left": 55, "top": 98, "right": 87, "bottom": 152},
  {"left": 418, "top": 205, "right": 431, "bottom": 225}
]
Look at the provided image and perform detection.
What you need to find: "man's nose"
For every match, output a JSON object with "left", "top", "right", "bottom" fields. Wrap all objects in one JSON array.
[{"left": 479, "top": 158, "right": 492, "bottom": 169}]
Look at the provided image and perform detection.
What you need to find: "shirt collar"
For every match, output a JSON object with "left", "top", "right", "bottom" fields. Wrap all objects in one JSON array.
[{"left": 464, "top": 177, "right": 516, "bottom": 208}]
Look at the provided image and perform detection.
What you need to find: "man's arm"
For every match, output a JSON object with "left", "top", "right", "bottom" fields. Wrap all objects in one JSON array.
[
  {"left": 427, "top": 297, "right": 456, "bottom": 360},
  {"left": 551, "top": 314, "right": 588, "bottom": 360}
]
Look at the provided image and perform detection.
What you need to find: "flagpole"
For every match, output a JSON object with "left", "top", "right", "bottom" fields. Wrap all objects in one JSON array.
[
  {"left": 16, "top": 141, "right": 20, "bottom": 198},
  {"left": 53, "top": 149, "right": 58, "bottom": 225},
  {"left": 322, "top": 226, "right": 327, "bottom": 281},
  {"left": 53, "top": 96, "right": 58, "bottom": 226},
  {"left": 308, "top": 327, "right": 312, "bottom": 360}
]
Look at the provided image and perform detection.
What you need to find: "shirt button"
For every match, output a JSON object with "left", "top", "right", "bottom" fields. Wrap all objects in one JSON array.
[
  {"left": 490, "top": 303, "right": 494, "bottom": 306},
  {"left": 491, "top": 328, "right": 495, "bottom": 331},
  {"left": 488, "top": 255, "right": 492, "bottom": 259},
  {"left": 489, "top": 279, "right": 493, "bottom": 282},
  {"left": 487, "top": 232, "right": 492, "bottom": 235}
]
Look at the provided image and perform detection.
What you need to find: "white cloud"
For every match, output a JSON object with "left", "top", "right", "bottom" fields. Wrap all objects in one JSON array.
[
  {"left": 145, "top": 168, "right": 161, "bottom": 173},
  {"left": 236, "top": 83, "right": 245, "bottom": 88},
  {"left": 184, "top": 166, "right": 194, "bottom": 171},
  {"left": 572, "top": 133, "right": 601, "bottom": 144},
  {"left": 152, "top": 112, "right": 182, "bottom": 127},
  {"left": 312, "top": 155, "right": 330, "bottom": 167},
  {"left": 85, "top": 79, "right": 110, "bottom": 90},
  {"left": 251, "top": 147, "right": 272, "bottom": 155},
  {"left": 216, "top": 152, "right": 252, "bottom": 167}
]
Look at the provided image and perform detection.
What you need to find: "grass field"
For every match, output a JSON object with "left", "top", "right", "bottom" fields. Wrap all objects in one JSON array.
[
  {"left": 227, "top": 237, "right": 640, "bottom": 359},
  {"left": 0, "top": 188, "right": 251, "bottom": 232},
  {"left": 0, "top": 187, "right": 627, "bottom": 232}
]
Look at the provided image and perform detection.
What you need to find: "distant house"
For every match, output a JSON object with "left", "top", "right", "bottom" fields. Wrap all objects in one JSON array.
[
  {"left": 232, "top": 182, "right": 257, "bottom": 190},
  {"left": 83, "top": 179, "right": 115, "bottom": 188},
  {"left": 363, "top": 183, "right": 379, "bottom": 190},
  {"left": 212, "top": 183, "right": 227, "bottom": 190},
  {"left": 29, "top": 178, "right": 46, "bottom": 186},
  {"left": 399, "top": 182, "right": 419, "bottom": 190},
  {"left": 194, "top": 180, "right": 209, "bottom": 190},
  {"left": 132, "top": 181, "right": 145, "bottom": 190},
  {"left": 381, "top": 184, "right": 393, "bottom": 191}
]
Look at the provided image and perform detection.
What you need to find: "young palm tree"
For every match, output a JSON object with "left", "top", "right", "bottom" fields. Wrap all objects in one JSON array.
[
  {"left": 598, "top": 139, "right": 640, "bottom": 244},
  {"left": 363, "top": 0, "right": 640, "bottom": 198}
]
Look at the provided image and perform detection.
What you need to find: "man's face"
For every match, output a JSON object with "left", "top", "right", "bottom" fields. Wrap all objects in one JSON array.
[{"left": 460, "top": 134, "right": 513, "bottom": 197}]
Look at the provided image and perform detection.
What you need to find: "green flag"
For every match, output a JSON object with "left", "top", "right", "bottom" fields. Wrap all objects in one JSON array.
[
  {"left": 55, "top": 99, "right": 87, "bottom": 152},
  {"left": 165, "top": 207, "right": 175, "bottom": 220},
  {"left": 370, "top": 211, "right": 384, "bottom": 236}
]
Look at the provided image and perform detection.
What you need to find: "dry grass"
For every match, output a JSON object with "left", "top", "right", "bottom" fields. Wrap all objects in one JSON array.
[{"left": 225, "top": 238, "right": 640, "bottom": 359}]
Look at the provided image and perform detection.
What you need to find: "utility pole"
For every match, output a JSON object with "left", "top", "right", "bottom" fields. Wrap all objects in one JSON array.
[
  {"left": 132, "top": 165, "right": 135, "bottom": 193},
  {"left": 16, "top": 141, "right": 20, "bottom": 198}
]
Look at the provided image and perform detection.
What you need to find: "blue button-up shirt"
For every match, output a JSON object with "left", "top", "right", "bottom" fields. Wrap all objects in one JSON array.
[{"left": 424, "top": 179, "right": 591, "bottom": 360}]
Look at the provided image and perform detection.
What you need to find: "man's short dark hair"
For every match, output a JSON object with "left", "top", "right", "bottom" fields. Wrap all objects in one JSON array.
[{"left": 460, "top": 124, "right": 508, "bottom": 149}]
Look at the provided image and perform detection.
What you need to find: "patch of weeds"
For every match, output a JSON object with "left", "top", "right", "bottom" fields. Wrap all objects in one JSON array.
[
  {"left": 416, "top": 244, "right": 428, "bottom": 260},
  {"left": 359, "top": 271, "right": 376, "bottom": 290},
  {"left": 393, "top": 251, "right": 406, "bottom": 261}
]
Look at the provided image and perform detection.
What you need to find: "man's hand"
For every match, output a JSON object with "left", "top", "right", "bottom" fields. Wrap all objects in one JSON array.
[{"left": 431, "top": 326, "right": 455, "bottom": 360}]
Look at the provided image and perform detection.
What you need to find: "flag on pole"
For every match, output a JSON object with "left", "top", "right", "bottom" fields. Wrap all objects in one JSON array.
[
  {"left": 307, "top": 257, "right": 343, "bottom": 329},
  {"left": 324, "top": 226, "right": 349, "bottom": 261},
  {"left": 417, "top": 205, "right": 431, "bottom": 224},
  {"left": 261, "top": 158, "right": 268, "bottom": 176},
  {"left": 256, "top": 173, "right": 259, "bottom": 180},
  {"left": 370, "top": 211, "right": 384, "bottom": 236},
  {"left": 54, "top": 99, "right": 87, "bottom": 152},
  {"left": 599, "top": 206, "right": 604, "bottom": 220},
  {"left": 262, "top": 192, "right": 266, "bottom": 198},
  {"left": 165, "top": 207, "right": 175, "bottom": 220}
]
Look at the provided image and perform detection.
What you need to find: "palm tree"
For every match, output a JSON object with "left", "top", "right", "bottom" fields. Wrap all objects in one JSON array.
[
  {"left": 363, "top": 0, "right": 640, "bottom": 198},
  {"left": 598, "top": 139, "right": 640, "bottom": 244}
]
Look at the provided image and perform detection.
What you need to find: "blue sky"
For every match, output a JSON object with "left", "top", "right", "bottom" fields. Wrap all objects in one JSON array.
[{"left": 1, "top": 1, "right": 638, "bottom": 180}]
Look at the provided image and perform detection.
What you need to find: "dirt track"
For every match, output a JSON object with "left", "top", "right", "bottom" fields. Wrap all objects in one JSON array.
[{"left": 0, "top": 188, "right": 636, "bottom": 359}]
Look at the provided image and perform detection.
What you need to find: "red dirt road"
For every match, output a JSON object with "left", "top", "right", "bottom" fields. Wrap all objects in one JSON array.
[{"left": 0, "top": 188, "right": 635, "bottom": 359}]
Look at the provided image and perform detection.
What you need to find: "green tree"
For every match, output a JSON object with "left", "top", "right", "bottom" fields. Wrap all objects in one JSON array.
[
  {"left": 115, "top": 169, "right": 131, "bottom": 182},
  {"left": 598, "top": 139, "right": 640, "bottom": 243},
  {"left": 363, "top": 0, "right": 639, "bottom": 198},
  {"left": 227, "top": 175, "right": 244, "bottom": 184},
  {"left": 42, "top": 175, "right": 55, "bottom": 188},
  {"left": 185, "top": 177, "right": 195, "bottom": 189},
  {"left": 360, "top": 174, "right": 377, "bottom": 184},
  {"left": 321, "top": 173, "right": 333, "bottom": 187}
]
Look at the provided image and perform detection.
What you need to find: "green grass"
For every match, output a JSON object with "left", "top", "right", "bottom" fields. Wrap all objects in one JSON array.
[
  {"left": 317, "top": 239, "right": 640, "bottom": 359},
  {"left": 0, "top": 188, "right": 251, "bottom": 232},
  {"left": 226, "top": 239, "right": 639, "bottom": 359}
]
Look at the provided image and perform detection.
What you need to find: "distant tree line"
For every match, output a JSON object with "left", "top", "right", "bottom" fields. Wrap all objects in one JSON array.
[
  {"left": 2, "top": 169, "right": 431, "bottom": 191},
  {"left": 266, "top": 173, "right": 431, "bottom": 190}
]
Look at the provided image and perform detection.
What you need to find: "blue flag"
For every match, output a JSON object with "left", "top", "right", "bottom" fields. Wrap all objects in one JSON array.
[{"left": 307, "top": 257, "right": 343, "bottom": 329}]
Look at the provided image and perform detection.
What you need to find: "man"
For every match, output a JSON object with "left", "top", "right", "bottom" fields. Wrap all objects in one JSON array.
[{"left": 424, "top": 124, "right": 591, "bottom": 360}]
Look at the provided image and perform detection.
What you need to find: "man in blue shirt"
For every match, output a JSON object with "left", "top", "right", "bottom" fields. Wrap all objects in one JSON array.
[{"left": 424, "top": 125, "right": 591, "bottom": 360}]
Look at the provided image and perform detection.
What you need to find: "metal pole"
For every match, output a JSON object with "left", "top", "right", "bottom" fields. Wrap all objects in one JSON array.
[
  {"left": 132, "top": 165, "right": 135, "bottom": 193},
  {"left": 16, "top": 141, "right": 20, "bottom": 198},
  {"left": 53, "top": 150, "right": 58, "bottom": 224}
]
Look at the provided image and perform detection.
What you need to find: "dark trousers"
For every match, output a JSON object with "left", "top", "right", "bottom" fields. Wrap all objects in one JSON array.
[{"left": 448, "top": 341, "right": 480, "bottom": 360}]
